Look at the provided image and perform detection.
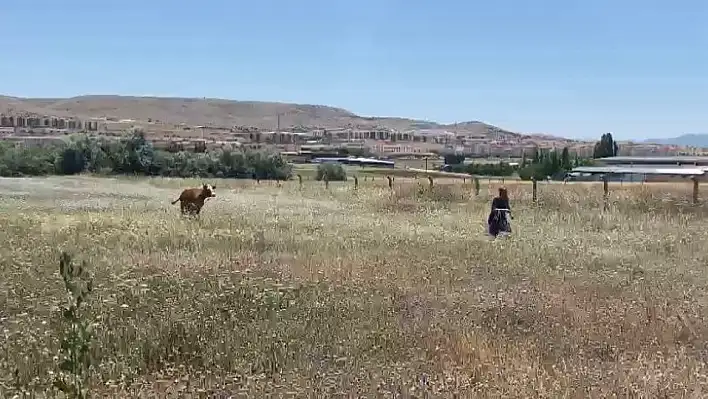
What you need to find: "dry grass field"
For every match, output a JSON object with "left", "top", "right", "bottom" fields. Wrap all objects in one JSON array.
[{"left": 1, "top": 176, "right": 708, "bottom": 397}]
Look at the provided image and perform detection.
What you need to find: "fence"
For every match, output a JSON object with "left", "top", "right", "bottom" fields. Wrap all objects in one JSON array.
[{"left": 289, "top": 172, "right": 703, "bottom": 207}]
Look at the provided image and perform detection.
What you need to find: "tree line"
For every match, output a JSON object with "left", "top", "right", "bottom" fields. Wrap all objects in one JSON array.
[
  {"left": 517, "top": 147, "right": 594, "bottom": 180},
  {"left": 0, "top": 131, "right": 619, "bottom": 180},
  {"left": 441, "top": 132, "right": 619, "bottom": 179},
  {"left": 442, "top": 148, "right": 593, "bottom": 179},
  {"left": 0, "top": 132, "right": 292, "bottom": 179}
]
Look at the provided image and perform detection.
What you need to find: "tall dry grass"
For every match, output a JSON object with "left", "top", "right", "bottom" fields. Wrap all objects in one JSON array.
[{"left": 1, "top": 176, "right": 708, "bottom": 397}]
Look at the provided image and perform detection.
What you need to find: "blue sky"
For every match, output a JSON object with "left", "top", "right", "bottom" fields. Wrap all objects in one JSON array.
[{"left": 2, "top": 0, "right": 707, "bottom": 140}]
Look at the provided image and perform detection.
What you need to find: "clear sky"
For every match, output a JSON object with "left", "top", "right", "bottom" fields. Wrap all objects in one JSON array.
[{"left": 2, "top": 1, "right": 707, "bottom": 140}]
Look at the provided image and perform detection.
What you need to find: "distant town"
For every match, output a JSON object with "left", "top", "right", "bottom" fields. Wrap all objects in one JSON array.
[{"left": 0, "top": 112, "right": 704, "bottom": 159}]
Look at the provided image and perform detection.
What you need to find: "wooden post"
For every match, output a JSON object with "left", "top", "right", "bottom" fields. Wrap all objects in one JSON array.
[
  {"left": 354, "top": 176, "right": 359, "bottom": 189},
  {"left": 428, "top": 176, "right": 434, "bottom": 188},
  {"left": 386, "top": 176, "right": 393, "bottom": 189},
  {"left": 297, "top": 174, "right": 303, "bottom": 188},
  {"left": 473, "top": 177, "right": 480, "bottom": 196},
  {"left": 603, "top": 175, "right": 609, "bottom": 210},
  {"left": 531, "top": 177, "right": 537, "bottom": 203},
  {"left": 693, "top": 176, "right": 699, "bottom": 204},
  {"left": 324, "top": 174, "right": 329, "bottom": 189}
]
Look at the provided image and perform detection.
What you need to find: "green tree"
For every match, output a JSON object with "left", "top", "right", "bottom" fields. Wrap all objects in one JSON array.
[
  {"left": 531, "top": 147, "right": 540, "bottom": 164},
  {"left": 443, "top": 153, "right": 465, "bottom": 165},
  {"left": 56, "top": 147, "right": 86, "bottom": 175},
  {"left": 517, "top": 146, "right": 582, "bottom": 180},
  {"left": 315, "top": 163, "right": 347, "bottom": 181},
  {"left": 593, "top": 132, "right": 619, "bottom": 158},
  {"left": 561, "top": 147, "right": 571, "bottom": 170},
  {"left": 0, "top": 133, "right": 293, "bottom": 180}
]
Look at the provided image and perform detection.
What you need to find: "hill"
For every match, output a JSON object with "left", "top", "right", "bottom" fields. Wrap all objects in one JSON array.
[
  {"left": 643, "top": 134, "right": 708, "bottom": 148},
  {"left": 0, "top": 94, "right": 520, "bottom": 137}
]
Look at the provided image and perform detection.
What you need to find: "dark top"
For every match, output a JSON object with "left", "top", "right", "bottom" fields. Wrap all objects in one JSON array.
[
  {"left": 491, "top": 197, "right": 510, "bottom": 211},
  {"left": 488, "top": 196, "right": 511, "bottom": 224}
]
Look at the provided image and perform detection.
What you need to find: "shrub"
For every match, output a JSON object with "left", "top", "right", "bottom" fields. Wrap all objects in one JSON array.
[
  {"left": 448, "top": 161, "right": 515, "bottom": 177},
  {"left": 0, "top": 144, "right": 57, "bottom": 177},
  {"left": 518, "top": 164, "right": 546, "bottom": 181},
  {"left": 0, "top": 132, "right": 293, "bottom": 180},
  {"left": 315, "top": 163, "right": 347, "bottom": 181},
  {"left": 54, "top": 251, "right": 94, "bottom": 399}
]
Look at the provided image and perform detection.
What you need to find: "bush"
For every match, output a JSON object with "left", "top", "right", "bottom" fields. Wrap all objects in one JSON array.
[
  {"left": 518, "top": 164, "right": 546, "bottom": 181},
  {"left": 315, "top": 163, "right": 347, "bottom": 181},
  {"left": 0, "top": 143, "right": 56, "bottom": 177},
  {"left": 0, "top": 132, "right": 293, "bottom": 180},
  {"left": 448, "top": 161, "right": 515, "bottom": 177},
  {"left": 443, "top": 154, "right": 465, "bottom": 165}
]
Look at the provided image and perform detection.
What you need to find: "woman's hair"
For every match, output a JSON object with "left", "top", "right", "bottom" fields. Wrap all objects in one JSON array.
[{"left": 498, "top": 187, "right": 508, "bottom": 200}]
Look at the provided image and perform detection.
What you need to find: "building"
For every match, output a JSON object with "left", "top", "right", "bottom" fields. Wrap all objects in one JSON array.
[
  {"left": 595, "top": 156, "right": 708, "bottom": 167},
  {"left": 0, "top": 114, "right": 101, "bottom": 132},
  {"left": 571, "top": 156, "right": 708, "bottom": 182},
  {"left": 311, "top": 157, "right": 394, "bottom": 168}
]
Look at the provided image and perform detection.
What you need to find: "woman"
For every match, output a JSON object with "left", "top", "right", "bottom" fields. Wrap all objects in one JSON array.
[{"left": 488, "top": 187, "right": 512, "bottom": 237}]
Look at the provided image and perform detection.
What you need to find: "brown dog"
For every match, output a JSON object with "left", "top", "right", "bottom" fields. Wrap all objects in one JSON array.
[{"left": 171, "top": 183, "right": 216, "bottom": 216}]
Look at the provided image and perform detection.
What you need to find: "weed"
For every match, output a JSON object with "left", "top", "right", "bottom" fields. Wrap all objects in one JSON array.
[{"left": 53, "top": 252, "right": 94, "bottom": 399}]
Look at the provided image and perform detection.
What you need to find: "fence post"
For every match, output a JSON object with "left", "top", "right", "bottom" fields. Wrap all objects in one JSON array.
[
  {"left": 324, "top": 174, "right": 329, "bottom": 189},
  {"left": 473, "top": 177, "right": 480, "bottom": 196},
  {"left": 603, "top": 175, "right": 609, "bottom": 210},
  {"left": 428, "top": 176, "right": 434, "bottom": 188},
  {"left": 531, "top": 177, "right": 537, "bottom": 203},
  {"left": 354, "top": 176, "right": 359, "bottom": 190},
  {"left": 386, "top": 176, "right": 393, "bottom": 189},
  {"left": 693, "top": 176, "right": 699, "bottom": 204},
  {"left": 297, "top": 174, "right": 303, "bottom": 188}
]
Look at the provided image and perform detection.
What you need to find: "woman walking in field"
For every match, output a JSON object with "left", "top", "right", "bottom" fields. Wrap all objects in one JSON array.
[{"left": 488, "top": 187, "right": 512, "bottom": 238}]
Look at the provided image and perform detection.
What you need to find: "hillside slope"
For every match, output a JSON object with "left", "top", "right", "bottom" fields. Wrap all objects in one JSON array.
[
  {"left": 1, "top": 95, "right": 520, "bottom": 137},
  {"left": 643, "top": 134, "right": 708, "bottom": 147}
]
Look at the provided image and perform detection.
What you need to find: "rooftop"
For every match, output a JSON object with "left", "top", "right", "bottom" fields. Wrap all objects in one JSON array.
[
  {"left": 572, "top": 166, "right": 706, "bottom": 176},
  {"left": 598, "top": 156, "right": 708, "bottom": 164}
]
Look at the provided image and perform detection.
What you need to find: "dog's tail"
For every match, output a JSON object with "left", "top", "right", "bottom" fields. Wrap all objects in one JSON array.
[{"left": 171, "top": 198, "right": 180, "bottom": 205}]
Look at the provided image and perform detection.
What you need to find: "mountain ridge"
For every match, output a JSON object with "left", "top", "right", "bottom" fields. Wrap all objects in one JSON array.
[
  {"left": 0, "top": 94, "right": 522, "bottom": 138},
  {"left": 642, "top": 134, "right": 708, "bottom": 147}
]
